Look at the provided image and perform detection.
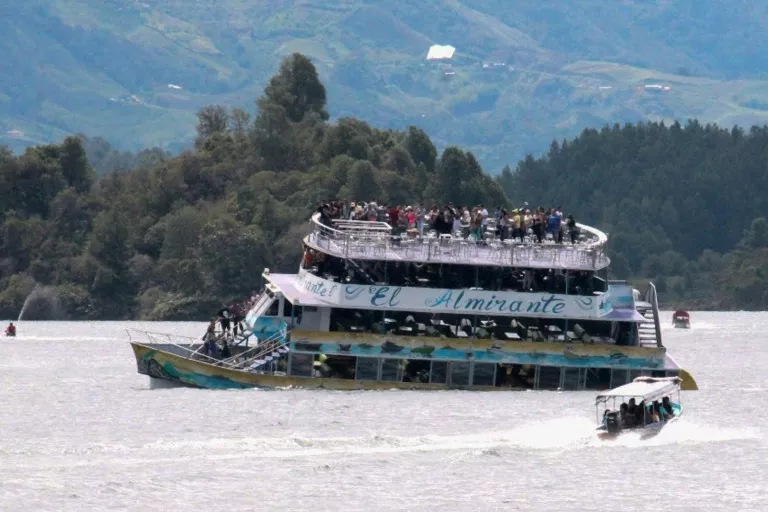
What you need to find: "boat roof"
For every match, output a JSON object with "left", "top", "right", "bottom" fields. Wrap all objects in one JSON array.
[
  {"left": 673, "top": 311, "right": 690, "bottom": 317},
  {"left": 595, "top": 376, "right": 681, "bottom": 403}
]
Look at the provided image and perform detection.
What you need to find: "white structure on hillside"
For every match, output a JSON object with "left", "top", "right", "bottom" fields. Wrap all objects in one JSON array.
[{"left": 426, "top": 45, "right": 456, "bottom": 60}]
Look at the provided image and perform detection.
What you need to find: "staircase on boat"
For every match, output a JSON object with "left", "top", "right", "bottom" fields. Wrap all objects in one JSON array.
[{"left": 636, "top": 283, "right": 663, "bottom": 348}]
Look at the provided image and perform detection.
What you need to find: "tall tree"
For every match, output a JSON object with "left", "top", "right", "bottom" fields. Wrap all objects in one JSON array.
[
  {"left": 257, "top": 53, "right": 329, "bottom": 123},
  {"left": 196, "top": 105, "right": 230, "bottom": 141}
]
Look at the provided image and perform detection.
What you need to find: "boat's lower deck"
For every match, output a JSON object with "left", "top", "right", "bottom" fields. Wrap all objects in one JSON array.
[{"left": 131, "top": 330, "right": 696, "bottom": 391}]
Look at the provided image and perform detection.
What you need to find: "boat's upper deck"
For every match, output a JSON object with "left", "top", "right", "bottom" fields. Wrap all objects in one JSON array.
[{"left": 306, "top": 213, "right": 610, "bottom": 271}]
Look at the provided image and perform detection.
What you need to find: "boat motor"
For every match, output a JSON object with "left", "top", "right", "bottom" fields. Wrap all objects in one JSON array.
[{"left": 605, "top": 411, "right": 621, "bottom": 434}]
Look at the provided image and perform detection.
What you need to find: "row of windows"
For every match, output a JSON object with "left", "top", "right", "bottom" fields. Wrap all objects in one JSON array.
[{"left": 286, "top": 353, "right": 677, "bottom": 390}]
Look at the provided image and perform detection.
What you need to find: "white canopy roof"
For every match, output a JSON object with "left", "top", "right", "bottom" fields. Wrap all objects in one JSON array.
[
  {"left": 596, "top": 377, "right": 681, "bottom": 403},
  {"left": 426, "top": 45, "right": 456, "bottom": 60}
]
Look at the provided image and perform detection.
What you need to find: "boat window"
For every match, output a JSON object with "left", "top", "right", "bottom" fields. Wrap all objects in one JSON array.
[
  {"left": 449, "top": 361, "right": 471, "bottom": 386},
  {"left": 498, "top": 364, "right": 535, "bottom": 389},
  {"left": 430, "top": 361, "right": 448, "bottom": 384},
  {"left": 562, "top": 368, "right": 582, "bottom": 390},
  {"left": 289, "top": 353, "right": 313, "bottom": 377},
  {"left": 584, "top": 368, "right": 611, "bottom": 390},
  {"left": 536, "top": 366, "right": 562, "bottom": 390},
  {"left": 628, "top": 369, "right": 649, "bottom": 382},
  {"left": 266, "top": 299, "right": 279, "bottom": 317},
  {"left": 356, "top": 357, "right": 379, "bottom": 381},
  {"left": 651, "top": 370, "right": 666, "bottom": 378},
  {"left": 472, "top": 363, "right": 495, "bottom": 387},
  {"left": 610, "top": 369, "right": 630, "bottom": 388},
  {"left": 381, "top": 359, "right": 403, "bottom": 382},
  {"left": 666, "top": 370, "right": 680, "bottom": 378}
]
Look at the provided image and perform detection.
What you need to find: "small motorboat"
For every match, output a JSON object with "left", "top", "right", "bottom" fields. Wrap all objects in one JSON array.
[
  {"left": 672, "top": 310, "right": 690, "bottom": 329},
  {"left": 4, "top": 322, "right": 16, "bottom": 337},
  {"left": 595, "top": 376, "right": 683, "bottom": 440}
]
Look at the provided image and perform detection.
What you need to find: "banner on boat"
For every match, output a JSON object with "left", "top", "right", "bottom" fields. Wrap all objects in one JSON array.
[{"left": 297, "top": 271, "right": 614, "bottom": 319}]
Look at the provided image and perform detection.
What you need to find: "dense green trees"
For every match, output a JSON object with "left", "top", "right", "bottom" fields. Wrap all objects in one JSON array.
[
  {"left": 0, "top": 53, "right": 513, "bottom": 320},
  {"left": 499, "top": 121, "right": 768, "bottom": 309}
]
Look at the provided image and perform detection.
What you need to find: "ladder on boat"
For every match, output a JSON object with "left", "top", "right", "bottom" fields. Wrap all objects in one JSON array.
[
  {"left": 346, "top": 259, "right": 377, "bottom": 285},
  {"left": 636, "top": 283, "right": 663, "bottom": 348},
  {"left": 245, "top": 292, "right": 277, "bottom": 324},
  {"left": 244, "top": 326, "right": 290, "bottom": 372}
]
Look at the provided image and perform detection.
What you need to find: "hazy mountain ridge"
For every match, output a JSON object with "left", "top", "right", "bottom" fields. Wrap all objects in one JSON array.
[{"left": 5, "top": 0, "right": 768, "bottom": 170}]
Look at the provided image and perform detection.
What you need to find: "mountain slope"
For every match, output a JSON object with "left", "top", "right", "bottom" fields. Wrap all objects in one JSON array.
[{"left": 5, "top": 0, "right": 768, "bottom": 170}]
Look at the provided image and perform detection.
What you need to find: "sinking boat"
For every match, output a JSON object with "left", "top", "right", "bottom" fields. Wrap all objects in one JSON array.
[{"left": 128, "top": 207, "right": 698, "bottom": 391}]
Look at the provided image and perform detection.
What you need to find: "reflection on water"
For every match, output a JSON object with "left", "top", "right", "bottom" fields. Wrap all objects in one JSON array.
[{"left": 0, "top": 314, "right": 766, "bottom": 511}]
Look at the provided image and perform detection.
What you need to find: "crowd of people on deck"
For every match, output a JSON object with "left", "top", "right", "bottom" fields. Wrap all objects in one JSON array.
[
  {"left": 199, "top": 292, "right": 260, "bottom": 360},
  {"left": 317, "top": 200, "right": 580, "bottom": 244},
  {"left": 606, "top": 396, "right": 677, "bottom": 428}
]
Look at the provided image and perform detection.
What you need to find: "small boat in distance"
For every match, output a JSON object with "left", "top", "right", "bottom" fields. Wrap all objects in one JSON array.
[
  {"left": 595, "top": 376, "right": 682, "bottom": 440},
  {"left": 672, "top": 310, "right": 690, "bottom": 329},
  {"left": 4, "top": 322, "right": 16, "bottom": 337}
]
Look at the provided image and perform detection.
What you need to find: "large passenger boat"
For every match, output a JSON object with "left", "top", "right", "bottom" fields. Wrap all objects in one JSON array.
[{"left": 129, "top": 207, "right": 698, "bottom": 391}]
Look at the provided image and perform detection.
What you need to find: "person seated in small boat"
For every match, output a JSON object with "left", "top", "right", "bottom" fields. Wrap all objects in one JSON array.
[
  {"left": 627, "top": 398, "right": 637, "bottom": 418},
  {"left": 5, "top": 322, "right": 15, "bottom": 336},
  {"left": 620, "top": 403, "right": 636, "bottom": 428},
  {"left": 662, "top": 396, "right": 675, "bottom": 417},
  {"left": 635, "top": 400, "right": 647, "bottom": 424},
  {"left": 646, "top": 403, "right": 660, "bottom": 424},
  {"left": 653, "top": 401, "right": 667, "bottom": 422}
]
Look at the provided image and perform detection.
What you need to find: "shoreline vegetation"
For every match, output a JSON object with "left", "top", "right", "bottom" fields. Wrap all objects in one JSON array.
[{"left": 1, "top": 54, "right": 766, "bottom": 320}]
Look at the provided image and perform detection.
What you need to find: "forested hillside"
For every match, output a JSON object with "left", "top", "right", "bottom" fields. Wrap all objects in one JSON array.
[
  {"left": 0, "top": 54, "right": 504, "bottom": 320},
  {"left": 7, "top": 1, "right": 768, "bottom": 170},
  {"left": 498, "top": 122, "right": 768, "bottom": 309},
  {"left": 2, "top": 54, "right": 767, "bottom": 320}
]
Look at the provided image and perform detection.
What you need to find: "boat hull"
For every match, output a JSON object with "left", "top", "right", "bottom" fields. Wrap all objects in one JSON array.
[
  {"left": 131, "top": 342, "right": 492, "bottom": 391},
  {"left": 596, "top": 405, "right": 683, "bottom": 440}
]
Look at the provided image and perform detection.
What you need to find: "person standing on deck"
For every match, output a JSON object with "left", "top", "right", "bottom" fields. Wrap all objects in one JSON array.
[{"left": 217, "top": 306, "right": 231, "bottom": 336}]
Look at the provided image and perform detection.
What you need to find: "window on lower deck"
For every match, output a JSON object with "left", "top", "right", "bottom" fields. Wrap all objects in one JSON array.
[
  {"left": 584, "top": 368, "right": 611, "bottom": 390},
  {"left": 450, "top": 361, "right": 470, "bottom": 386},
  {"left": 289, "top": 353, "right": 313, "bottom": 377},
  {"left": 381, "top": 359, "right": 404, "bottom": 382},
  {"left": 536, "top": 366, "right": 562, "bottom": 390},
  {"left": 356, "top": 357, "right": 379, "bottom": 380},
  {"left": 610, "top": 369, "right": 630, "bottom": 388},
  {"left": 430, "top": 361, "right": 448, "bottom": 384},
  {"left": 472, "top": 363, "right": 495, "bottom": 386},
  {"left": 562, "top": 368, "right": 582, "bottom": 390}
]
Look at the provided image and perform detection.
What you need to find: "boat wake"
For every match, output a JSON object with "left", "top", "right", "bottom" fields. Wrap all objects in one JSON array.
[{"left": 137, "top": 417, "right": 760, "bottom": 461}]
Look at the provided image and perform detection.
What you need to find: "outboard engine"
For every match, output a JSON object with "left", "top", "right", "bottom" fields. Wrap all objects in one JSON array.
[{"left": 605, "top": 411, "right": 621, "bottom": 434}]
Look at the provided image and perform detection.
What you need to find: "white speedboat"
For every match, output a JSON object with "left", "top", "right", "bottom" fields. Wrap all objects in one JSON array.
[{"left": 595, "top": 376, "right": 683, "bottom": 439}]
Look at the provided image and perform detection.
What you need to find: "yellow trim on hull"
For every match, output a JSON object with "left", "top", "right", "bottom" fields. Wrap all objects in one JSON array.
[
  {"left": 131, "top": 342, "right": 509, "bottom": 391},
  {"left": 679, "top": 368, "right": 698, "bottom": 390}
]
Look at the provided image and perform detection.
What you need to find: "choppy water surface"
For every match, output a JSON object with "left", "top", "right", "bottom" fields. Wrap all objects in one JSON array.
[{"left": 0, "top": 313, "right": 766, "bottom": 511}]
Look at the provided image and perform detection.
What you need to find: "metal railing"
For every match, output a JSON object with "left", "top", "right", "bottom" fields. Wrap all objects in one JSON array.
[
  {"left": 308, "top": 213, "right": 610, "bottom": 270},
  {"left": 127, "top": 324, "right": 290, "bottom": 372},
  {"left": 643, "top": 283, "right": 664, "bottom": 348}
]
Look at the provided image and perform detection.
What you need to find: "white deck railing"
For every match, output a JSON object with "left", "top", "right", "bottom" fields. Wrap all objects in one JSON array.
[{"left": 308, "top": 213, "right": 610, "bottom": 271}]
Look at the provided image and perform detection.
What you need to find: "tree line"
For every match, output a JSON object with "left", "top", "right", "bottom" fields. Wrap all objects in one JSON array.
[{"left": 498, "top": 121, "right": 768, "bottom": 309}]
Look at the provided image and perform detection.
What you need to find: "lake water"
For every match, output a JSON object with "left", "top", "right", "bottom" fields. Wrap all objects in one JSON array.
[{"left": 0, "top": 313, "right": 766, "bottom": 511}]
